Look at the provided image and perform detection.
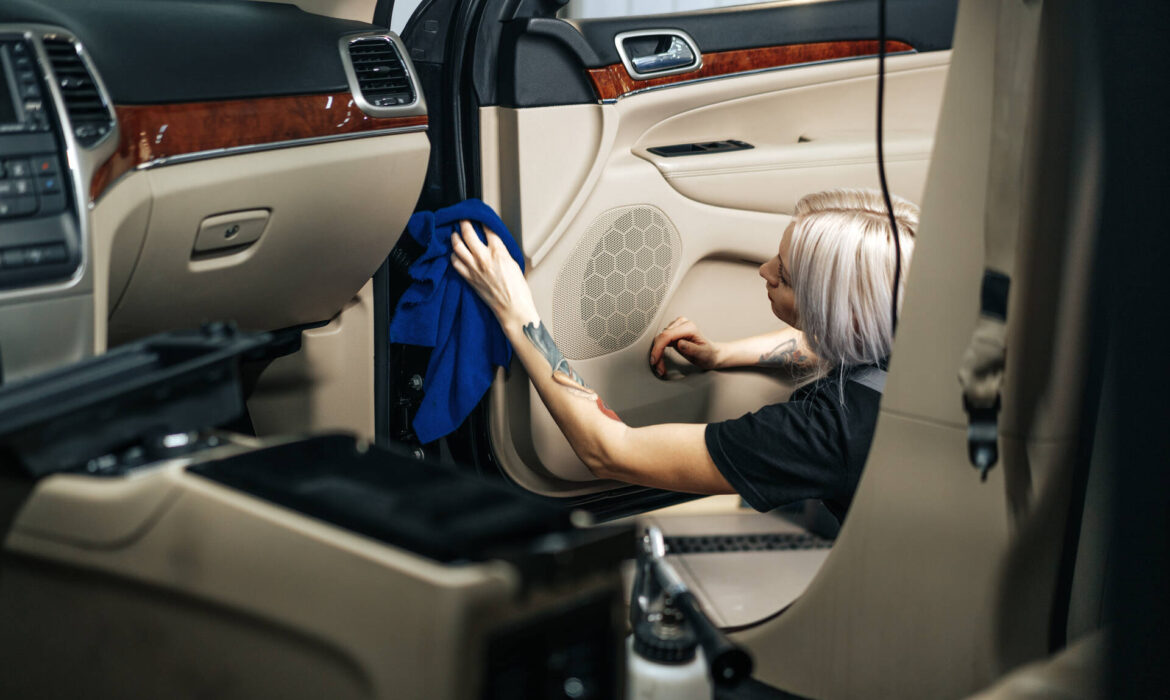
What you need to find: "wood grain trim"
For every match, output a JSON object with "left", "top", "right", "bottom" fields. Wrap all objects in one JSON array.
[
  {"left": 90, "top": 92, "right": 428, "bottom": 202},
  {"left": 586, "top": 40, "right": 915, "bottom": 101}
]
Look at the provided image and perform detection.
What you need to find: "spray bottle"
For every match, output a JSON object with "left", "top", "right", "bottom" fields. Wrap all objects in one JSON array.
[{"left": 625, "top": 527, "right": 753, "bottom": 699}]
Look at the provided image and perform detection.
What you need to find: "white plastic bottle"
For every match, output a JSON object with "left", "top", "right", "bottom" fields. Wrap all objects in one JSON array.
[{"left": 625, "top": 617, "right": 712, "bottom": 700}]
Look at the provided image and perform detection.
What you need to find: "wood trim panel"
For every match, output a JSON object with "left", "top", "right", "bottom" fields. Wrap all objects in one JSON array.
[
  {"left": 586, "top": 40, "right": 915, "bottom": 101},
  {"left": 90, "top": 93, "right": 428, "bottom": 202}
]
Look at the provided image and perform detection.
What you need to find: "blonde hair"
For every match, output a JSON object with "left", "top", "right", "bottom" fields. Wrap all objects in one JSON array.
[{"left": 788, "top": 188, "right": 919, "bottom": 370}]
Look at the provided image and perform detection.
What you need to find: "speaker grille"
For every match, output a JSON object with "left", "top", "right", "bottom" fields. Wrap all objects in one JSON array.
[{"left": 553, "top": 206, "right": 681, "bottom": 360}]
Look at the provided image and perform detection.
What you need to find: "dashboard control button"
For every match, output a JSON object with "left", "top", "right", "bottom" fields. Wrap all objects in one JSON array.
[
  {"left": 31, "top": 155, "right": 59, "bottom": 175},
  {"left": 4, "top": 160, "right": 31, "bottom": 178},
  {"left": 0, "top": 196, "right": 37, "bottom": 217},
  {"left": 0, "top": 196, "right": 37, "bottom": 218},
  {"left": 0, "top": 179, "right": 34, "bottom": 197},
  {"left": 42, "top": 244, "right": 68, "bottom": 263},
  {"left": 23, "top": 247, "right": 48, "bottom": 266},
  {"left": 2, "top": 248, "right": 27, "bottom": 267},
  {"left": 36, "top": 175, "right": 60, "bottom": 194},
  {"left": 38, "top": 191, "right": 67, "bottom": 215}
]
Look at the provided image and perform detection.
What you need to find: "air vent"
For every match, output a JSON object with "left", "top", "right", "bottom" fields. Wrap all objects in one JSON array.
[
  {"left": 42, "top": 37, "right": 114, "bottom": 147},
  {"left": 347, "top": 38, "right": 414, "bottom": 108}
]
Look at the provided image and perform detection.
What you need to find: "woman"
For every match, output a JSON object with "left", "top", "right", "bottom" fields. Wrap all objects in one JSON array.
[{"left": 451, "top": 188, "right": 918, "bottom": 521}]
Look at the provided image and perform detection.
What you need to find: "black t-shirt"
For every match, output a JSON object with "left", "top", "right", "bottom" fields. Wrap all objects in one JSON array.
[{"left": 704, "top": 368, "right": 883, "bottom": 523}]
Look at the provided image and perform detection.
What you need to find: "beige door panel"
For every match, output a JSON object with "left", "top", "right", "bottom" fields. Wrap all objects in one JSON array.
[
  {"left": 263, "top": 0, "right": 376, "bottom": 23},
  {"left": 633, "top": 53, "right": 947, "bottom": 214},
  {"left": 493, "top": 157, "right": 792, "bottom": 487},
  {"left": 484, "top": 51, "right": 950, "bottom": 494},
  {"left": 484, "top": 52, "right": 949, "bottom": 265},
  {"left": 481, "top": 105, "right": 607, "bottom": 259},
  {"left": 646, "top": 133, "right": 934, "bottom": 215}
]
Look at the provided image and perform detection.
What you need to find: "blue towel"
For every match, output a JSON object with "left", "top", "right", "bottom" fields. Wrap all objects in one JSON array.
[{"left": 389, "top": 199, "right": 525, "bottom": 444}]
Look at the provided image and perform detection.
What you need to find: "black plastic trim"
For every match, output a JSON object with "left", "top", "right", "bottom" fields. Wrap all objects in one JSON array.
[
  {"left": 0, "top": 0, "right": 375, "bottom": 104},
  {"left": 482, "top": 0, "right": 957, "bottom": 107},
  {"left": 714, "top": 678, "right": 813, "bottom": 700},
  {"left": 497, "top": 17, "right": 600, "bottom": 107},
  {"left": 373, "top": 258, "right": 391, "bottom": 444},
  {"left": 373, "top": 0, "right": 394, "bottom": 27},
  {"left": 573, "top": 0, "right": 958, "bottom": 68},
  {"left": 648, "top": 140, "right": 754, "bottom": 157}
]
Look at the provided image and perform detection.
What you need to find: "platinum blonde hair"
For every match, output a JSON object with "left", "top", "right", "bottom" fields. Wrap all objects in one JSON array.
[{"left": 788, "top": 188, "right": 919, "bottom": 370}]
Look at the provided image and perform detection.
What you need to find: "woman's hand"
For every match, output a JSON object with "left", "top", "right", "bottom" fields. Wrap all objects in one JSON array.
[
  {"left": 450, "top": 220, "right": 538, "bottom": 331},
  {"left": 648, "top": 316, "right": 724, "bottom": 377}
]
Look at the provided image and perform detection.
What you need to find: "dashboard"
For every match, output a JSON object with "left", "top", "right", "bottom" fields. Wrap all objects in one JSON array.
[{"left": 0, "top": 0, "right": 430, "bottom": 382}]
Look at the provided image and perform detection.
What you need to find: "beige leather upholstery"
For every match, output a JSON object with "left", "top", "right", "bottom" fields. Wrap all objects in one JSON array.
[
  {"left": 248, "top": 281, "right": 377, "bottom": 441},
  {"left": 104, "top": 133, "right": 429, "bottom": 346},
  {"left": 483, "top": 52, "right": 949, "bottom": 493},
  {"left": 728, "top": 1, "right": 1104, "bottom": 696},
  {"left": 1, "top": 439, "right": 621, "bottom": 699}
]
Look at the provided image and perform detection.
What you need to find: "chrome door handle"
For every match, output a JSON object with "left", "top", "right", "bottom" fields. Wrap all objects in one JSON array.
[
  {"left": 631, "top": 36, "right": 694, "bottom": 73},
  {"left": 615, "top": 30, "right": 702, "bottom": 80}
]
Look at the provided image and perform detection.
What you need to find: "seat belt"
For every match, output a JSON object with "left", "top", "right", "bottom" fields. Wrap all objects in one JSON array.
[{"left": 957, "top": 0, "right": 1044, "bottom": 480}]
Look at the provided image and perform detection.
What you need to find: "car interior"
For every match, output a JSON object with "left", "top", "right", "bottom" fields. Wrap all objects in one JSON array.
[{"left": 0, "top": 0, "right": 1164, "bottom": 697}]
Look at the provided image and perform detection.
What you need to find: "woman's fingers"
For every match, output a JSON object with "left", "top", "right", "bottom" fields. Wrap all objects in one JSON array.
[
  {"left": 485, "top": 229, "right": 509, "bottom": 257},
  {"left": 459, "top": 220, "right": 490, "bottom": 257},
  {"left": 648, "top": 330, "right": 673, "bottom": 366},
  {"left": 450, "top": 232, "right": 477, "bottom": 270},
  {"left": 450, "top": 254, "right": 472, "bottom": 281},
  {"left": 649, "top": 328, "right": 694, "bottom": 375},
  {"left": 650, "top": 319, "right": 699, "bottom": 362}
]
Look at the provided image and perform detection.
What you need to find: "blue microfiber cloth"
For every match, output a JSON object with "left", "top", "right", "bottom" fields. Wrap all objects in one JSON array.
[{"left": 389, "top": 199, "right": 525, "bottom": 444}]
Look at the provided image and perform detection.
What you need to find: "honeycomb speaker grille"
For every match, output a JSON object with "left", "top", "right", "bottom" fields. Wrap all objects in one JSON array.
[{"left": 553, "top": 206, "right": 682, "bottom": 360}]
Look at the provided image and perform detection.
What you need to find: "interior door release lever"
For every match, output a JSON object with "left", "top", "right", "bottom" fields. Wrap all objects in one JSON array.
[
  {"left": 631, "top": 36, "right": 694, "bottom": 73},
  {"left": 616, "top": 29, "right": 703, "bottom": 80}
]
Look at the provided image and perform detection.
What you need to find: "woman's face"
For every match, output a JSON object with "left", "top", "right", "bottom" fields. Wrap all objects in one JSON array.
[{"left": 759, "top": 222, "right": 800, "bottom": 328}]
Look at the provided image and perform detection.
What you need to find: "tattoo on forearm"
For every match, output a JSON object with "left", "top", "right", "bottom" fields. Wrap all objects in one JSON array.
[
  {"left": 523, "top": 321, "right": 622, "bottom": 421},
  {"left": 758, "top": 338, "right": 813, "bottom": 368}
]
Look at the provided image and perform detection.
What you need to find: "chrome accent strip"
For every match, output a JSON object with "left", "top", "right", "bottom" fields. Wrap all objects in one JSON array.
[
  {"left": 131, "top": 125, "right": 429, "bottom": 171},
  {"left": 614, "top": 29, "right": 702, "bottom": 81},
  {"left": 606, "top": 49, "right": 917, "bottom": 101},
  {"left": 339, "top": 31, "right": 428, "bottom": 118}
]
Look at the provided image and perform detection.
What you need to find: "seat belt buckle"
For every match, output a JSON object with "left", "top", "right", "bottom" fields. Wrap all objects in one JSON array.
[{"left": 963, "top": 394, "right": 1001, "bottom": 481}]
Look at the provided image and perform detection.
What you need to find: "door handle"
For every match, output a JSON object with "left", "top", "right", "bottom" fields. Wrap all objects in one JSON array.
[{"left": 615, "top": 30, "right": 702, "bottom": 80}]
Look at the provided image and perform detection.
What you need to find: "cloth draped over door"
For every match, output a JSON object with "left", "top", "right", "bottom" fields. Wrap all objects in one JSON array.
[{"left": 389, "top": 199, "right": 524, "bottom": 444}]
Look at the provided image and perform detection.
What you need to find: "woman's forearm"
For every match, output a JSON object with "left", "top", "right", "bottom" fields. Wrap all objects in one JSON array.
[
  {"left": 716, "top": 327, "right": 819, "bottom": 370},
  {"left": 501, "top": 313, "right": 629, "bottom": 474},
  {"left": 502, "top": 314, "right": 733, "bottom": 493}
]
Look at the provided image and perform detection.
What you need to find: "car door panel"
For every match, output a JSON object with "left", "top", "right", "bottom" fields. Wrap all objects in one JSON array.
[
  {"left": 634, "top": 52, "right": 948, "bottom": 214},
  {"left": 479, "top": 3, "right": 955, "bottom": 496}
]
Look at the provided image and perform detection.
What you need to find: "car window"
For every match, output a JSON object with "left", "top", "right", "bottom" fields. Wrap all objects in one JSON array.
[{"left": 559, "top": 0, "right": 785, "bottom": 20}]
